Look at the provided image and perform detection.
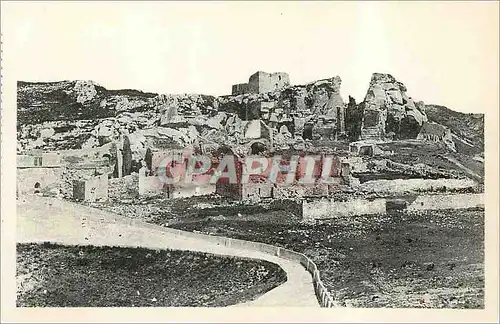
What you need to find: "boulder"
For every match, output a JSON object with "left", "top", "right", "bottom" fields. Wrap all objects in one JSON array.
[
  {"left": 97, "top": 124, "right": 113, "bottom": 138},
  {"left": 39, "top": 127, "right": 55, "bottom": 139}
]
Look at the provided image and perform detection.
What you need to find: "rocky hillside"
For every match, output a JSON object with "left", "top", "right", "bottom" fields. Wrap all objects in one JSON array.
[
  {"left": 17, "top": 74, "right": 483, "bottom": 164},
  {"left": 18, "top": 80, "right": 159, "bottom": 124},
  {"left": 425, "top": 105, "right": 484, "bottom": 155}
]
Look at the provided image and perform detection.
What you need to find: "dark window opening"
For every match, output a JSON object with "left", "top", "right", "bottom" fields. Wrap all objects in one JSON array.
[
  {"left": 303, "top": 124, "right": 314, "bottom": 140},
  {"left": 359, "top": 145, "right": 374, "bottom": 157},
  {"left": 34, "top": 157, "right": 42, "bottom": 166}
]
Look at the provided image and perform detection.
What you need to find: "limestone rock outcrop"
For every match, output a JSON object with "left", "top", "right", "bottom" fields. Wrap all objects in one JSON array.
[
  {"left": 18, "top": 73, "right": 472, "bottom": 159},
  {"left": 360, "top": 73, "right": 427, "bottom": 140}
]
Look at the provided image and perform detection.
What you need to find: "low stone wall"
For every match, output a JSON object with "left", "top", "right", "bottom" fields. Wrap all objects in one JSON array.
[
  {"left": 17, "top": 167, "right": 65, "bottom": 196},
  {"left": 303, "top": 198, "right": 387, "bottom": 220},
  {"left": 301, "top": 193, "right": 484, "bottom": 220},
  {"left": 169, "top": 183, "right": 216, "bottom": 199},
  {"left": 407, "top": 193, "right": 484, "bottom": 211},
  {"left": 73, "top": 174, "right": 108, "bottom": 202},
  {"left": 139, "top": 175, "right": 216, "bottom": 199},
  {"left": 358, "top": 178, "right": 478, "bottom": 194}
]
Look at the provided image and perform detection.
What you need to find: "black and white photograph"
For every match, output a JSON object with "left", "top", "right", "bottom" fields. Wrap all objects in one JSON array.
[{"left": 1, "top": 1, "right": 498, "bottom": 323}]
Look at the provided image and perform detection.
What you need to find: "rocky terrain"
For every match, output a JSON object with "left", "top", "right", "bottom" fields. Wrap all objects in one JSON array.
[
  {"left": 424, "top": 104, "right": 484, "bottom": 156},
  {"left": 17, "top": 73, "right": 484, "bottom": 176},
  {"left": 169, "top": 208, "right": 484, "bottom": 309},
  {"left": 16, "top": 72, "right": 486, "bottom": 309}
]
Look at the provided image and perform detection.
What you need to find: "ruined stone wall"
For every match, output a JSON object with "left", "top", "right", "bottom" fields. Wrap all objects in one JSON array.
[
  {"left": 73, "top": 174, "right": 108, "bottom": 202},
  {"left": 230, "top": 72, "right": 290, "bottom": 95},
  {"left": 274, "top": 183, "right": 330, "bottom": 199},
  {"left": 57, "top": 143, "right": 115, "bottom": 167},
  {"left": 231, "top": 83, "right": 249, "bottom": 95},
  {"left": 357, "top": 178, "right": 478, "bottom": 194},
  {"left": 406, "top": 193, "right": 483, "bottom": 211},
  {"left": 248, "top": 72, "right": 290, "bottom": 94},
  {"left": 240, "top": 182, "right": 274, "bottom": 201},
  {"left": 17, "top": 167, "right": 65, "bottom": 195},
  {"left": 17, "top": 153, "right": 62, "bottom": 168},
  {"left": 169, "top": 183, "right": 216, "bottom": 198}
]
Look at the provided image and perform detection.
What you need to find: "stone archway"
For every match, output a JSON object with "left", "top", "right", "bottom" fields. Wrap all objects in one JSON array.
[{"left": 34, "top": 182, "right": 41, "bottom": 194}]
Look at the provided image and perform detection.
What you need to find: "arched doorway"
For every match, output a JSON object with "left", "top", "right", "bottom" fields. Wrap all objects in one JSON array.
[
  {"left": 34, "top": 182, "right": 41, "bottom": 194},
  {"left": 250, "top": 141, "right": 267, "bottom": 155}
]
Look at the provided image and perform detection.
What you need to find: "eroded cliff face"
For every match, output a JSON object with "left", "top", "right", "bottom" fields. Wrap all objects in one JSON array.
[{"left": 359, "top": 73, "right": 427, "bottom": 140}]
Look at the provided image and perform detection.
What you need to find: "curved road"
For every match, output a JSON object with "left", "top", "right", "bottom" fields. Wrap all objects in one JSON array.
[{"left": 16, "top": 195, "right": 319, "bottom": 307}]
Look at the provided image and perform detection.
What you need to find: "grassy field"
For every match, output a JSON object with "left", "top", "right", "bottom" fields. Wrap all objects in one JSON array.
[
  {"left": 88, "top": 195, "right": 484, "bottom": 308},
  {"left": 168, "top": 208, "right": 484, "bottom": 308},
  {"left": 16, "top": 243, "right": 286, "bottom": 307}
]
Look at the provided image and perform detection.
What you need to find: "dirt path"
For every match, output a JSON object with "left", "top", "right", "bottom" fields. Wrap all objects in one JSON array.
[{"left": 16, "top": 195, "right": 319, "bottom": 307}]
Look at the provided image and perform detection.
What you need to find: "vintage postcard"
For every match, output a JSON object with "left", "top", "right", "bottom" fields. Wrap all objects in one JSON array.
[{"left": 1, "top": 1, "right": 498, "bottom": 323}]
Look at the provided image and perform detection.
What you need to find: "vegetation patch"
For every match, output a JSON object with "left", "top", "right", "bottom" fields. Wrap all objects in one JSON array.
[
  {"left": 168, "top": 208, "right": 484, "bottom": 308},
  {"left": 17, "top": 243, "right": 286, "bottom": 307}
]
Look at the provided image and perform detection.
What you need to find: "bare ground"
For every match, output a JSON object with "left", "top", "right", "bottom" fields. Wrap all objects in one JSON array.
[{"left": 89, "top": 195, "right": 484, "bottom": 308}]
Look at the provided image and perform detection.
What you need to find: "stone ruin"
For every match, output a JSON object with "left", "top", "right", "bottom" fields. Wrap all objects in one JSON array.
[
  {"left": 73, "top": 173, "right": 109, "bottom": 202},
  {"left": 16, "top": 71, "right": 466, "bottom": 204},
  {"left": 232, "top": 71, "right": 291, "bottom": 95}
]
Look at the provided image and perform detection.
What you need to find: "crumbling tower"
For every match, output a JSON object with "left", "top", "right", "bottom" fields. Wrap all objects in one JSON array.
[{"left": 232, "top": 71, "right": 290, "bottom": 95}]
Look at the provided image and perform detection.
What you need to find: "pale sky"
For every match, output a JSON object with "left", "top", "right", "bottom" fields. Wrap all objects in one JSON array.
[{"left": 2, "top": 1, "right": 499, "bottom": 113}]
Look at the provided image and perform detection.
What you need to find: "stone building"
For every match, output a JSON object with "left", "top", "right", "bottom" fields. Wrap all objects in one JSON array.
[
  {"left": 231, "top": 83, "right": 249, "bottom": 96},
  {"left": 232, "top": 71, "right": 290, "bottom": 95},
  {"left": 73, "top": 174, "right": 109, "bottom": 202},
  {"left": 140, "top": 146, "right": 216, "bottom": 198},
  {"left": 17, "top": 151, "right": 64, "bottom": 196},
  {"left": 215, "top": 151, "right": 350, "bottom": 201}
]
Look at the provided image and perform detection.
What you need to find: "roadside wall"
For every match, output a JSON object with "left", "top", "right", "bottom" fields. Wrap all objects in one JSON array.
[
  {"left": 66, "top": 200, "right": 335, "bottom": 308},
  {"left": 302, "top": 193, "right": 484, "bottom": 220}
]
